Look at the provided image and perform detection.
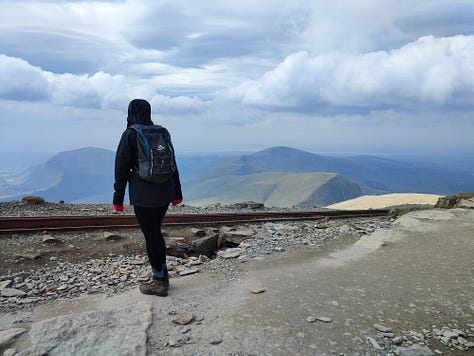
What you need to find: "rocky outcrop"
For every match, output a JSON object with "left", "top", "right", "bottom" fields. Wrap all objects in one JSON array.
[
  {"left": 17, "top": 302, "right": 152, "bottom": 356},
  {"left": 435, "top": 193, "right": 474, "bottom": 209}
]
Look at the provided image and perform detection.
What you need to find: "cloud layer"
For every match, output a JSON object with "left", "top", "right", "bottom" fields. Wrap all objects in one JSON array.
[
  {"left": 226, "top": 35, "right": 474, "bottom": 111},
  {"left": 0, "top": 0, "right": 473, "bottom": 155}
]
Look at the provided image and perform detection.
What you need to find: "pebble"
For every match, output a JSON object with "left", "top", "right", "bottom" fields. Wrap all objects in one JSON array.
[
  {"left": 250, "top": 287, "right": 265, "bottom": 294},
  {"left": 210, "top": 337, "right": 223, "bottom": 345},
  {"left": 103, "top": 232, "right": 122, "bottom": 241},
  {"left": 374, "top": 323, "right": 392, "bottom": 332},
  {"left": 217, "top": 248, "right": 241, "bottom": 259},
  {"left": 42, "top": 235, "right": 63, "bottom": 244},
  {"left": 1, "top": 288, "right": 26, "bottom": 298},
  {"left": 172, "top": 312, "right": 194, "bottom": 325},
  {"left": 367, "top": 336, "right": 382, "bottom": 349},
  {"left": 317, "top": 316, "right": 332, "bottom": 323},
  {"left": 0, "top": 280, "right": 12, "bottom": 290},
  {"left": 180, "top": 326, "right": 191, "bottom": 334},
  {"left": 179, "top": 268, "right": 199, "bottom": 276}
]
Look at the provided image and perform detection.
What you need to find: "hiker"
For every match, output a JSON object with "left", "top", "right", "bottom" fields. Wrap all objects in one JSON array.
[{"left": 113, "top": 98, "right": 183, "bottom": 296}]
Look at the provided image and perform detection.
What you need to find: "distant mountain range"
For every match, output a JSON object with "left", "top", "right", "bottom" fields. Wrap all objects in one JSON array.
[{"left": 1, "top": 146, "right": 473, "bottom": 206}]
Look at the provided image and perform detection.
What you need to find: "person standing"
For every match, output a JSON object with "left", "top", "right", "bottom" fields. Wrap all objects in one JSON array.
[{"left": 113, "top": 98, "right": 183, "bottom": 296}]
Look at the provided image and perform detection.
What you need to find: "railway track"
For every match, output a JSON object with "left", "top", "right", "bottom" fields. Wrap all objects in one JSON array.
[{"left": 0, "top": 209, "right": 390, "bottom": 234}]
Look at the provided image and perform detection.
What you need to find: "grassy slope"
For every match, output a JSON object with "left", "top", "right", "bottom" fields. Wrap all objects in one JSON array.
[{"left": 185, "top": 172, "right": 362, "bottom": 207}]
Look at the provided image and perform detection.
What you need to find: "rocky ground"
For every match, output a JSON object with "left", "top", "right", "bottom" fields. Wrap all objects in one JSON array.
[
  {"left": 0, "top": 202, "right": 473, "bottom": 355},
  {"left": 0, "top": 201, "right": 385, "bottom": 310},
  {"left": 0, "top": 200, "right": 321, "bottom": 217}
]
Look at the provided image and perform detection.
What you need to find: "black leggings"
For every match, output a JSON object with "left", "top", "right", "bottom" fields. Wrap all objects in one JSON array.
[{"left": 133, "top": 205, "right": 169, "bottom": 273}]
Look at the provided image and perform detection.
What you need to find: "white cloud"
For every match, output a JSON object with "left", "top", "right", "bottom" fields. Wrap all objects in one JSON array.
[
  {"left": 0, "top": 54, "right": 209, "bottom": 114},
  {"left": 0, "top": 54, "right": 50, "bottom": 101},
  {"left": 1, "top": 0, "right": 474, "bottom": 155},
  {"left": 225, "top": 35, "right": 474, "bottom": 111},
  {"left": 151, "top": 94, "right": 210, "bottom": 115}
]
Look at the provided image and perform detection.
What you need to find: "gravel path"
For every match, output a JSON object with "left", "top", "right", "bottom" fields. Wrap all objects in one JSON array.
[{"left": 2, "top": 203, "right": 472, "bottom": 355}]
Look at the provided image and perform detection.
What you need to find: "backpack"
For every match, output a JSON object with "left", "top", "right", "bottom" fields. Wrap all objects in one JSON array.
[{"left": 129, "top": 124, "right": 176, "bottom": 183}]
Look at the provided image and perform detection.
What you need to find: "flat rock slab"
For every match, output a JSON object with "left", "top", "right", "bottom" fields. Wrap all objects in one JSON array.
[
  {"left": 17, "top": 302, "right": 152, "bottom": 356},
  {"left": 0, "top": 328, "right": 26, "bottom": 348},
  {"left": 1, "top": 288, "right": 26, "bottom": 297},
  {"left": 0, "top": 280, "right": 12, "bottom": 291}
]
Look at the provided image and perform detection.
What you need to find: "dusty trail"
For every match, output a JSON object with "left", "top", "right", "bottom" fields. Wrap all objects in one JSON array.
[{"left": 1, "top": 208, "right": 473, "bottom": 355}]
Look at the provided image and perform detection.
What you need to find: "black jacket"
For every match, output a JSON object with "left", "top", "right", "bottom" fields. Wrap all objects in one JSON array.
[{"left": 113, "top": 99, "right": 183, "bottom": 207}]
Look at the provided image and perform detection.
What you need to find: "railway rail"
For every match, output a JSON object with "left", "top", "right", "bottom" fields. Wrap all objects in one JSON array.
[{"left": 0, "top": 209, "right": 390, "bottom": 234}]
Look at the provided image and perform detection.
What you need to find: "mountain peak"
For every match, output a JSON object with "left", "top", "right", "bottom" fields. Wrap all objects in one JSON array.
[
  {"left": 251, "top": 146, "right": 318, "bottom": 157},
  {"left": 46, "top": 147, "right": 114, "bottom": 174}
]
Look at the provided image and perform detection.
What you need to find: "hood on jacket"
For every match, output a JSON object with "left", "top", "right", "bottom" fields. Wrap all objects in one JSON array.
[{"left": 127, "top": 99, "right": 154, "bottom": 127}]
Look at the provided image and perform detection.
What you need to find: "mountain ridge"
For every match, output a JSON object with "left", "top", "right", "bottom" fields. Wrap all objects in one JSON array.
[{"left": 1, "top": 146, "right": 473, "bottom": 206}]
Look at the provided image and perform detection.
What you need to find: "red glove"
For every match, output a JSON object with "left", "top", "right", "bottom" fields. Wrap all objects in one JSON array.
[
  {"left": 113, "top": 204, "right": 124, "bottom": 212},
  {"left": 171, "top": 199, "right": 183, "bottom": 206}
]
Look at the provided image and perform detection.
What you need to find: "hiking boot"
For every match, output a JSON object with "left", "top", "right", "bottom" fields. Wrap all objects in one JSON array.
[
  {"left": 139, "top": 278, "right": 168, "bottom": 296},
  {"left": 151, "top": 268, "right": 170, "bottom": 288}
]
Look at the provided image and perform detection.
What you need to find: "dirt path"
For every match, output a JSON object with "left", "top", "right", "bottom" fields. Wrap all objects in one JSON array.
[{"left": 1, "top": 208, "right": 473, "bottom": 355}]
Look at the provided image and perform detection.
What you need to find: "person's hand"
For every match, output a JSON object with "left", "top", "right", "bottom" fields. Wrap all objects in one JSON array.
[
  {"left": 171, "top": 199, "right": 183, "bottom": 206},
  {"left": 113, "top": 204, "right": 124, "bottom": 212}
]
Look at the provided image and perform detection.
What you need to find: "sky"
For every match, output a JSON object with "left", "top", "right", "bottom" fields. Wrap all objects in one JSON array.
[{"left": 0, "top": 0, "right": 474, "bottom": 160}]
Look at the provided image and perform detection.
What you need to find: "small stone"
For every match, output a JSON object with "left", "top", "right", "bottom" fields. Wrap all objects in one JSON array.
[
  {"left": 199, "top": 255, "right": 210, "bottom": 263},
  {"left": 191, "top": 228, "right": 207, "bottom": 237},
  {"left": 104, "top": 232, "right": 122, "bottom": 241},
  {"left": 392, "top": 336, "right": 403, "bottom": 345},
  {"left": 465, "top": 341, "right": 474, "bottom": 348},
  {"left": 457, "top": 336, "right": 467, "bottom": 345},
  {"left": 317, "top": 316, "right": 332, "bottom": 323},
  {"left": 381, "top": 332, "right": 396, "bottom": 338},
  {"left": 250, "top": 287, "right": 265, "bottom": 294},
  {"left": 217, "top": 248, "right": 241, "bottom": 259},
  {"left": 1, "top": 288, "right": 26, "bottom": 297},
  {"left": 331, "top": 300, "right": 339, "bottom": 306},
  {"left": 42, "top": 235, "right": 63, "bottom": 244},
  {"left": 367, "top": 336, "right": 382, "bottom": 349},
  {"left": 16, "top": 252, "right": 41, "bottom": 260},
  {"left": 188, "top": 259, "right": 203, "bottom": 266},
  {"left": 0, "top": 328, "right": 26, "bottom": 348},
  {"left": 443, "top": 330, "right": 458, "bottom": 338},
  {"left": 306, "top": 315, "right": 317, "bottom": 323},
  {"left": 374, "top": 323, "right": 392, "bottom": 333},
  {"left": 180, "top": 326, "right": 191, "bottom": 334},
  {"left": 172, "top": 312, "right": 194, "bottom": 325},
  {"left": 129, "top": 259, "right": 146, "bottom": 265},
  {"left": 210, "top": 337, "right": 223, "bottom": 345},
  {"left": 0, "top": 280, "right": 12, "bottom": 291},
  {"left": 395, "top": 345, "right": 435, "bottom": 356},
  {"left": 440, "top": 336, "right": 450, "bottom": 344},
  {"left": 179, "top": 268, "right": 199, "bottom": 276},
  {"left": 168, "top": 336, "right": 181, "bottom": 347}
]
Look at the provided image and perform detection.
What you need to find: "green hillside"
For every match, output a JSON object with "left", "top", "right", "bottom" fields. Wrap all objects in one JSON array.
[
  {"left": 192, "top": 146, "right": 474, "bottom": 195},
  {"left": 186, "top": 172, "right": 362, "bottom": 207}
]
